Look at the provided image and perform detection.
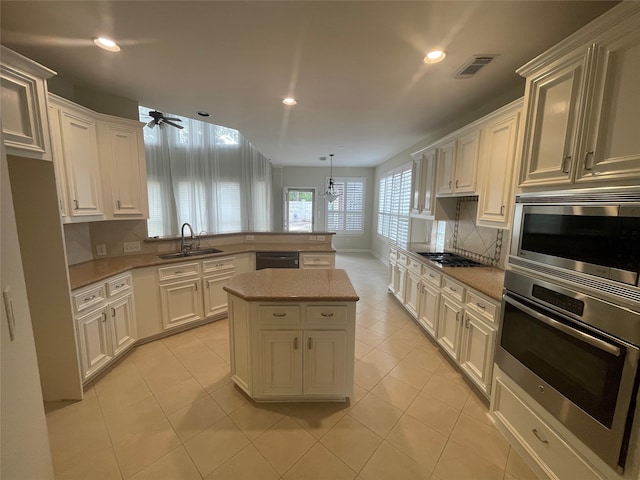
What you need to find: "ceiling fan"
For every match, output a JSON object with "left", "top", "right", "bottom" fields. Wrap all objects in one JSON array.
[{"left": 145, "top": 110, "right": 184, "bottom": 129}]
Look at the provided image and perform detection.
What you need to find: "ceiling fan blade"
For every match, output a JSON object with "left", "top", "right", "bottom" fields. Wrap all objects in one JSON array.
[
  {"left": 163, "top": 117, "right": 182, "bottom": 122},
  {"left": 163, "top": 119, "right": 184, "bottom": 129}
]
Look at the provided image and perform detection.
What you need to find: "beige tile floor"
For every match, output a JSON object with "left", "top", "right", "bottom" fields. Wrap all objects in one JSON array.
[{"left": 45, "top": 253, "right": 539, "bottom": 480}]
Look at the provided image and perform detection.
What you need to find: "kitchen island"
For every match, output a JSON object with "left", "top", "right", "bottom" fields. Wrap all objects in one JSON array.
[{"left": 224, "top": 268, "right": 359, "bottom": 402}]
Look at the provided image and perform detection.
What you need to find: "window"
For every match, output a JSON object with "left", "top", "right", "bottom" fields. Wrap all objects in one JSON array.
[
  {"left": 326, "top": 178, "right": 365, "bottom": 235},
  {"left": 139, "top": 106, "right": 272, "bottom": 237},
  {"left": 377, "top": 163, "right": 412, "bottom": 248}
]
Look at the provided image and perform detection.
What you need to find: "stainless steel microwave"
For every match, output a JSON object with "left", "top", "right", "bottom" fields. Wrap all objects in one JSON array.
[{"left": 510, "top": 188, "right": 640, "bottom": 287}]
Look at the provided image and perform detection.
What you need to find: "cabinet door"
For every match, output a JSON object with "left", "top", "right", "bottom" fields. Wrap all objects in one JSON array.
[
  {"left": 519, "top": 52, "right": 587, "bottom": 187},
  {"left": 477, "top": 111, "right": 521, "bottom": 227},
  {"left": 0, "top": 48, "right": 53, "bottom": 160},
  {"left": 58, "top": 107, "right": 103, "bottom": 216},
  {"left": 436, "top": 141, "right": 456, "bottom": 195},
  {"left": 436, "top": 295, "right": 463, "bottom": 361},
  {"left": 410, "top": 154, "right": 425, "bottom": 214},
  {"left": 159, "top": 278, "right": 204, "bottom": 330},
  {"left": 454, "top": 130, "right": 480, "bottom": 193},
  {"left": 459, "top": 311, "right": 495, "bottom": 395},
  {"left": 108, "top": 294, "right": 136, "bottom": 357},
  {"left": 303, "top": 331, "right": 347, "bottom": 396},
  {"left": 203, "top": 271, "right": 232, "bottom": 317},
  {"left": 76, "top": 308, "right": 112, "bottom": 380},
  {"left": 388, "top": 259, "right": 397, "bottom": 293},
  {"left": 576, "top": 28, "right": 640, "bottom": 183},
  {"left": 420, "top": 149, "right": 437, "bottom": 216},
  {"left": 417, "top": 282, "right": 440, "bottom": 338},
  {"left": 259, "top": 330, "right": 303, "bottom": 396},
  {"left": 394, "top": 265, "right": 407, "bottom": 303},
  {"left": 404, "top": 271, "right": 420, "bottom": 318},
  {"left": 99, "top": 122, "right": 148, "bottom": 217},
  {"left": 48, "top": 103, "right": 69, "bottom": 219}
]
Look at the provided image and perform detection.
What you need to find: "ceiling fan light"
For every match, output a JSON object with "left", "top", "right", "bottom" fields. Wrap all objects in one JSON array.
[
  {"left": 424, "top": 50, "right": 446, "bottom": 63},
  {"left": 93, "top": 37, "right": 121, "bottom": 52}
]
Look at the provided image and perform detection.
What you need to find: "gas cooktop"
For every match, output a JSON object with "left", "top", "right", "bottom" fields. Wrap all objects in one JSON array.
[{"left": 416, "top": 252, "right": 483, "bottom": 267}]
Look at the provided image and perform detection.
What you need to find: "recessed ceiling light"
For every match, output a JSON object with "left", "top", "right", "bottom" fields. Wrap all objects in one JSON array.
[
  {"left": 93, "top": 37, "right": 120, "bottom": 52},
  {"left": 282, "top": 97, "right": 297, "bottom": 106},
  {"left": 424, "top": 50, "right": 446, "bottom": 64},
  {"left": 197, "top": 111, "right": 211, "bottom": 117}
]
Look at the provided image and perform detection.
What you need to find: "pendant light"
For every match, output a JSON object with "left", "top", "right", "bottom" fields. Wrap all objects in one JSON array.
[{"left": 322, "top": 154, "right": 340, "bottom": 202}]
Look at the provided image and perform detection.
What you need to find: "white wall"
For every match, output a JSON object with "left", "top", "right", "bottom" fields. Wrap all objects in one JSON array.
[
  {"left": 273, "top": 165, "right": 375, "bottom": 251},
  {"left": 1, "top": 146, "right": 54, "bottom": 479}
]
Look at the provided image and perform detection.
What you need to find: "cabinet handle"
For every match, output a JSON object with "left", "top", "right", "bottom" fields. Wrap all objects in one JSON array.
[
  {"left": 456, "top": 312, "right": 460, "bottom": 322},
  {"left": 429, "top": 274, "right": 435, "bottom": 278},
  {"left": 500, "top": 205, "right": 505, "bottom": 215},
  {"left": 59, "top": 199, "right": 64, "bottom": 212},
  {"left": 465, "top": 316, "right": 470, "bottom": 329},
  {"left": 73, "top": 199, "right": 79, "bottom": 210},
  {"left": 448, "top": 180, "right": 452, "bottom": 189},
  {"left": 294, "top": 337, "right": 299, "bottom": 350},
  {"left": 115, "top": 283, "right": 126, "bottom": 289},
  {"left": 561, "top": 155, "right": 571, "bottom": 174},
  {"left": 111, "top": 307, "right": 116, "bottom": 317},
  {"left": 455, "top": 179, "right": 459, "bottom": 188},
  {"left": 476, "top": 302, "right": 485, "bottom": 310},
  {"left": 449, "top": 286, "right": 457, "bottom": 292},
  {"left": 308, "top": 337, "right": 313, "bottom": 349},
  {"left": 116, "top": 200, "right": 121, "bottom": 209},
  {"left": 175, "top": 270, "right": 183, "bottom": 274},
  {"left": 320, "top": 312, "right": 334, "bottom": 317},
  {"left": 102, "top": 312, "right": 107, "bottom": 323},
  {"left": 532, "top": 428, "right": 549, "bottom": 445},
  {"left": 584, "top": 151, "right": 595, "bottom": 170},
  {"left": 273, "top": 312, "right": 287, "bottom": 317},
  {"left": 194, "top": 284, "right": 198, "bottom": 292},
  {"left": 84, "top": 294, "right": 96, "bottom": 302}
]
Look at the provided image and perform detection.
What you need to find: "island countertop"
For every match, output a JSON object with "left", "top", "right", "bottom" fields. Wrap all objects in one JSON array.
[{"left": 223, "top": 268, "right": 359, "bottom": 302}]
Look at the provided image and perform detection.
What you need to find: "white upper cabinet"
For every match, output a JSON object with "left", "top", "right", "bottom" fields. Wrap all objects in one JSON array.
[
  {"left": 1, "top": 46, "right": 55, "bottom": 160},
  {"left": 435, "top": 129, "right": 480, "bottom": 197},
  {"left": 49, "top": 93, "right": 149, "bottom": 222},
  {"left": 518, "top": 3, "right": 640, "bottom": 189},
  {"left": 410, "top": 147, "right": 437, "bottom": 218},
  {"left": 50, "top": 96, "right": 104, "bottom": 219},
  {"left": 477, "top": 100, "right": 522, "bottom": 229},
  {"left": 98, "top": 120, "right": 149, "bottom": 218}
]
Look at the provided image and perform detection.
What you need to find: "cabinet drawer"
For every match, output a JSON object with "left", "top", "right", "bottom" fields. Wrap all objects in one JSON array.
[
  {"left": 493, "top": 378, "right": 603, "bottom": 480},
  {"left": 301, "top": 254, "right": 334, "bottom": 269},
  {"left": 258, "top": 305, "right": 301, "bottom": 328},
  {"left": 422, "top": 267, "right": 442, "bottom": 287},
  {"left": 465, "top": 290, "right": 497, "bottom": 324},
  {"left": 407, "top": 258, "right": 422, "bottom": 275},
  {"left": 306, "top": 305, "right": 347, "bottom": 328},
  {"left": 397, "top": 253, "right": 408, "bottom": 265},
  {"left": 202, "top": 256, "right": 235, "bottom": 274},
  {"left": 72, "top": 284, "right": 106, "bottom": 314},
  {"left": 107, "top": 273, "right": 132, "bottom": 297},
  {"left": 158, "top": 262, "right": 200, "bottom": 281},
  {"left": 442, "top": 277, "right": 465, "bottom": 301},
  {"left": 389, "top": 248, "right": 398, "bottom": 261}
]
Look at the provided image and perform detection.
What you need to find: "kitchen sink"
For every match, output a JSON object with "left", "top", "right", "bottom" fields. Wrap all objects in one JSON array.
[{"left": 157, "top": 247, "right": 223, "bottom": 259}]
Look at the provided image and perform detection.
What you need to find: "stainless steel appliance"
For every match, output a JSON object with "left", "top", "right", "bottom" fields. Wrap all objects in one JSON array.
[
  {"left": 510, "top": 187, "right": 640, "bottom": 288},
  {"left": 500, "top": 187, "right": 640, "bottom": 470},
  {"left": 416, "top": 252, "right": 482, "bottom": 267},
  {"left": 255, "top": 251, "right": 299, "bottom": 270}
]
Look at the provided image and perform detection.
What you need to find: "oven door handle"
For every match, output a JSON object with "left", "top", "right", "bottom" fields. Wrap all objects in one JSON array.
[{"left": 503, "top": 294, "right": 622, "bottom": 357}]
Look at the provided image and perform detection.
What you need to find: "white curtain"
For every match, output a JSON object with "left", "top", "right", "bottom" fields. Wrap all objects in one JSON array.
[{"left": 141, "top": 108, "right": 273, "bottom": 237}]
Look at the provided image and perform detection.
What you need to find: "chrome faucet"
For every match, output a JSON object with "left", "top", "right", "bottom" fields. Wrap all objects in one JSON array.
[{"left": 180, "top": 222, "right": 195, "bottom": 252}]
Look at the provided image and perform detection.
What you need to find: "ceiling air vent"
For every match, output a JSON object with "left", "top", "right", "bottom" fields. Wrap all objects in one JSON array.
[{"left": 455, "top": 55, "right": 497, "bottom": 79}]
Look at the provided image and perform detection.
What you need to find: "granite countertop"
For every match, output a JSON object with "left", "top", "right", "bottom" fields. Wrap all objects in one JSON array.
[
  {"left": 68, "top": 242, "right": 336, "bottom": 290},
  {"left": 403, "top": 243, "right": 505, "bottom": 301},
  {"left": 223, "top": 269, "right": 359, "bottom": 302}
]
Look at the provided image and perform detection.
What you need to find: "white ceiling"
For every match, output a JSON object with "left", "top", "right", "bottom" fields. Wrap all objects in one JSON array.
[{"left": 1, "top": 1, "right": 618, "bottom": 167}]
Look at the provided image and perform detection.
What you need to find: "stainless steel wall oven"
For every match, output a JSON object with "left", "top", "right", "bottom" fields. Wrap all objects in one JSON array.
[{"left": 498, "top": 187, "right": 640, "bottom": 471}]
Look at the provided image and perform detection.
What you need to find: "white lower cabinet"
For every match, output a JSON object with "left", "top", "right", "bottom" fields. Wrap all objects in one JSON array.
[
  {"left": 300, "top": 253, "right": 335, "bottom": 269},
  {"left": 436, "top": 293, "right": 464, "bottom": 362},
  {"left": 158, "top": 256, "right": 236, "bottom": 330},
  {"left": 492, "top": 371, "right": 605, "bottom": 480},
  {"left": 73, "top": 273, "right": 136, "bottom": 381},
  {"left": 417, "top": 282, "right": 440, "bottom": 337},
  {"left": 459, "top": 310, "right": 496, "bottom": 391},
  {"left": 228, "top": 299, "right": 355, "bottom": 401},
  {"left": 404, "top": 270, "right": 421, "bottom": 318}
]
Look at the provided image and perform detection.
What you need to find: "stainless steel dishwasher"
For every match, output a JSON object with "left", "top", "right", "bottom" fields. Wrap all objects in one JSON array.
[{"left": 255, "top": 252, "right": 299, "bottom": 270}]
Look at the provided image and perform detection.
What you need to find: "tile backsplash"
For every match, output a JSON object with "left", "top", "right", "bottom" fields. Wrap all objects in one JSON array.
[{"left": 438, "top": 196, "right": 507, "bottom": 268}]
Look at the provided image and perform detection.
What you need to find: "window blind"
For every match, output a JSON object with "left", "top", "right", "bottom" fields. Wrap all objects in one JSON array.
[{"left": 377, "top": 162, "right": 412, "bottom": 248}]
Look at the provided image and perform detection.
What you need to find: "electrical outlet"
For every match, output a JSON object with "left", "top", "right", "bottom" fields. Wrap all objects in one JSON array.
[
  {"left": 246, "top": 235, "right": 254, "bottom": 241},
  {"left": 317, "top": 235, "right": 325, "bottom": 241},
  {"left": 96, "top": 244, "right": 107, "bottom": 256},
  {"left": 123, "top": 241, "right": 141, "bottom": 253},
  {"left": 309, "top": 235, "right": 317, "bottom": 240}
]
